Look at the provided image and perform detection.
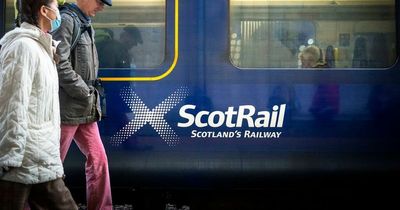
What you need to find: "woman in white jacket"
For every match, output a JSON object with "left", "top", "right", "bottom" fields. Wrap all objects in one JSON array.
[{"left": 0, "top": 0, "right": 77, "bottom": 209}]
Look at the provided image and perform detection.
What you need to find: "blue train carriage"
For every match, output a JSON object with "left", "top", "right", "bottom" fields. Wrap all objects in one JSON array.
[
  {"left": 94, "top": 0, "right": 400, "bottom": 187},
  {"left": 1, "top": 0, "right": 400, "bottom": 203}
]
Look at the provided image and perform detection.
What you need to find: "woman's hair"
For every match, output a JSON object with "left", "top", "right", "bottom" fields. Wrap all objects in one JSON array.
[
  {"left": 16, "top": 0, "right": 54, "bottom": 27},
  {"left": 299, "top": 45, "right": 321, "bottom": 66}
]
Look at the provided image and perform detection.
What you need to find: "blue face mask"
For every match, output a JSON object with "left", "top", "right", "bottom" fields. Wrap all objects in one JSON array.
[{"left": 45, "top": 6, "right": 61, "bottom": 33}]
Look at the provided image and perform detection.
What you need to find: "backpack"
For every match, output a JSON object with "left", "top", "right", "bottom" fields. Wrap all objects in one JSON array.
[{"left": 57, "top": 3, "right": 91, "bottom": 50}]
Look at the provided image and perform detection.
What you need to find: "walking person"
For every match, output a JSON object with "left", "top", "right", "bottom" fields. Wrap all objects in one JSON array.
[
  {"left": 0, "top": 0, "right": 77, "bottom": 209},
  {"left": 51, "top": 0, "right": 113, "bottom": 209}
]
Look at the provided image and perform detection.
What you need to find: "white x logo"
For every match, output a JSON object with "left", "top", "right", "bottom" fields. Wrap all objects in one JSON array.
[{"left": 110, "top": 87, "right": 189, "bottom": 146}]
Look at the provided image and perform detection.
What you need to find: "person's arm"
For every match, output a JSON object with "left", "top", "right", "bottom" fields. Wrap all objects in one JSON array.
[
  {"left": 52, "top": 13, "right": 91, "bottom": 99},
  {"left": 0, "top": 41, "right": 36, "bottom": 167}
]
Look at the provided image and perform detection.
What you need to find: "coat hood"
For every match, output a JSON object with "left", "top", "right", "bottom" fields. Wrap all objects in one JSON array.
[{"left": 0, "top": 23, "right": 57, "bottom": 57}]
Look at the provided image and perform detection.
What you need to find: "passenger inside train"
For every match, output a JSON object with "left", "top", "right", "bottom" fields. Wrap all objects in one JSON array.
[{"left": 298, "top": 45, "right": 327, "bottom": 68}]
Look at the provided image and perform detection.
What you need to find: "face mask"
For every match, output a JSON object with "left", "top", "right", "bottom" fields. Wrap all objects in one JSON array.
[{"left": 45, "top": 6, "right": 61, "bottom": 33}]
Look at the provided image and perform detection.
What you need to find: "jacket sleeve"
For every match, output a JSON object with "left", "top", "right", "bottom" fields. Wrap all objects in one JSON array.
[
  {"left": 52, "top": 14, "right": 90, "bottom": 99},
  {"left": 0, "top": 41, "right": 36, "bottom": 167}
]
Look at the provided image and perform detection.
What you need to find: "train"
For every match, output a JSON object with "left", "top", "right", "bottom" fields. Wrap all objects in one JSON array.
[{"left": 1, "top": 0, "right": 400, "bottom": 209}]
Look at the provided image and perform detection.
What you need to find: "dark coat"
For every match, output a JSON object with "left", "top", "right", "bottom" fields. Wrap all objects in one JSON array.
[{"left": 52, "top": 7, "right": 101, "bottom": 125}]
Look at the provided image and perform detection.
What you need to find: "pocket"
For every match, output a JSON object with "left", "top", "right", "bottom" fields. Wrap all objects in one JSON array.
[{"left": 60, "top": 90, "right": 93, "bottom": 117}]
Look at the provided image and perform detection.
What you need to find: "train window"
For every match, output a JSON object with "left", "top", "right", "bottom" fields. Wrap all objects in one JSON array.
[
  {"left": 230, "top": 0, "right": 397, "bottom": 69},
  {"left": 90, "top": 0, "right": 166, "bottom": 69}
]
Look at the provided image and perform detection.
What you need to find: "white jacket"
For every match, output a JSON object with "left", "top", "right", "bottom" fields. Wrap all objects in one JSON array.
[{"left": 0, "top": 23, "right": 64, "bottom": 184}]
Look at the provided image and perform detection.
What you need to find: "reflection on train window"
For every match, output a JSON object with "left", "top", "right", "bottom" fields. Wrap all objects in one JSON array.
[
  {"left": 230, "top": 0, "right": 397, "bottom": 69},
  {"left": 67, "top": 0, "right": 166, "bottom": 69}
]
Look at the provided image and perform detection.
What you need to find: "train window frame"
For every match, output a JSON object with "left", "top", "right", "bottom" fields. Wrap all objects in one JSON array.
[
  {"left": 95, "top": 0, "right": 178, "bottom": 82},
  {"left": 228, "top": 0, "right": 398, "bottom": 70}
]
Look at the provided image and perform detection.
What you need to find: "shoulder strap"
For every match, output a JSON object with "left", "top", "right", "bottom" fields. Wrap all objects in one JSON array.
[{"left": 59, "top": 3, "right": 90, "bottom": 50}]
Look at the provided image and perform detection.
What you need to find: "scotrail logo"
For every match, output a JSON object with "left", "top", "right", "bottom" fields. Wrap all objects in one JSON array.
[
  {"left": 110, "top": 86, "right": 189, "bottom": 146},
  {"left": 178, "top": 104, "right": 286, "bottom": 128},
  {"left": 111, "top": 87, "right": 287, "bottom": 147},
  {"left": 178, "top": 104, "right": 286, "bottom": 139}
]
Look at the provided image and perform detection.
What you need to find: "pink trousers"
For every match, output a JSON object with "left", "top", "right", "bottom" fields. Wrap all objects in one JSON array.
[{"left": 60, "top": 122, "right": 112, "bottom": 210}]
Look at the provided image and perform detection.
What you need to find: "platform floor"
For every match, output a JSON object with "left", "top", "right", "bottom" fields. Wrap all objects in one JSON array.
[{"left": 70, "top": 184, "right": 399, "bottom": 210}]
